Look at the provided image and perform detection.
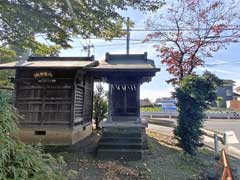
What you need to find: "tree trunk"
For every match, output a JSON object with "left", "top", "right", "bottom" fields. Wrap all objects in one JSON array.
[{"left": 95, "top": 117, "right": 99, "bottom": 130}]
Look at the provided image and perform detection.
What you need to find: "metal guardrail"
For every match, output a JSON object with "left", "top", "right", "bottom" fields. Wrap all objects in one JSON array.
[
  {"left": 141, "top": 112, "right": 240, "bottom": 119},
  {"left": 201, "top": 128, "right": 224, "bottom": 142}
]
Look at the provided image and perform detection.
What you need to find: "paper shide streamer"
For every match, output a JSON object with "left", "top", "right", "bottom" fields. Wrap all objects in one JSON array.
[{"left": 111, "top": 84, "right": 137, "bottom": 91}]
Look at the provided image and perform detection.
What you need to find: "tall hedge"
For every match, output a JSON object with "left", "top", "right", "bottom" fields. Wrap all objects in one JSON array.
[
  {"left": 0, "top": 90, "right": 75, "bottom": 180},
  {"left": 174, "top": 72, "right": 222, "bottom": 155}
]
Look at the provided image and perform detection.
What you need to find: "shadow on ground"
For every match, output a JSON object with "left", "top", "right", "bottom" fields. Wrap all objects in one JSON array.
[{"left": 45, "top": 130, "right": 239, "bottom": 180}]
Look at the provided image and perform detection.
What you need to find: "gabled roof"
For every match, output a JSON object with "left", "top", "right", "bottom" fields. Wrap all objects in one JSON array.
[
  {"left": 0, "top": 56, "right": 98, "bottom": 69},
  {"left": 140, "top": 99, "right": 152, "bottom": 107},
  {"left": 90, "top": 53, "right": 160, "bottom": 72},
  {"left": 0, "top": 54, "right": 159, "bottom": 74}
]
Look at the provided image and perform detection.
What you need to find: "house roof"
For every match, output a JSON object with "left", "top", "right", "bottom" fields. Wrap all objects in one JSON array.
[
  {"left": 222, "top": 79, "right": 235, "bottom": 85},
  {"left": 90, "top": 53, "right": 160, "bottom": 72},
  {"left": 233, "top": 92, "right": 240, "bottom": 97},
  {"left": 236, "top": 86, "right": 240, "bottom": 91},
  {"left": 0, "top": 53, "right": 159, "bottom": 73},
  {"left": 140, "top": 99, "right": 152, "bottom": 107},
  {"left": 0, "top": 56, "right": 98, "bottom": 69}
]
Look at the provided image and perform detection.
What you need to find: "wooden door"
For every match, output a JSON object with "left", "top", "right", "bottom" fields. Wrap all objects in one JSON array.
[
  {"left": 16, "top": 80, "right": 73, "bottom": 127},
  {"left": 112, "top": 87, "right": 137, "bottom": 116}
]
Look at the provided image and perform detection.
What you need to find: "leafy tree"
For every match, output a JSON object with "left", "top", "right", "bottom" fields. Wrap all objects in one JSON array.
[
  {"left": 216, "top": 96, "right": 223, "bottom": 108},
  {"left": 93, "top": 83, "right": 108, "bottom": 130},
  {"left": 0, "top": 43, "right": 60, "bottom": 88},
  {"left": 14, "top": 41, "right": 61, "bottom": 56},
  {"left": 0, "top": 48, "right": 16, "bottom": 89},
  {"left": 174, "top": 71, "right": 222, "bottom": 155},
  {"left": 0, "top": 90, "right": 76, "bottom": 180},
  {"left": 144, "top": 0, "right": 240, "bottom": 84},
  {"left": 0, "top": 0, "right": 164, "bottom": 52}
]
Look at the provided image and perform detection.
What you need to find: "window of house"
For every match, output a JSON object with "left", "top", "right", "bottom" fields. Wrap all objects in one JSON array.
[{"left": 226, "top": 89, "right": 232, "bottom": 96}]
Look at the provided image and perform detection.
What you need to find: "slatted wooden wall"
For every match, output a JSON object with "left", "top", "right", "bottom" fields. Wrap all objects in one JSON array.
[
  {"left": 83, "top": 74, "right": 94, "bottom": 124},
  {"left": 15, "top": 69, "right": 94, "bottom": 128},
  {"left": 74, "top": 75, "right": 85, "bottom": 125},
  {"left": 73, "top": 72, "right": 93, "bottom": 126},
  {"left": 15, "top": 69, "right": 75, "bottom": 127}
]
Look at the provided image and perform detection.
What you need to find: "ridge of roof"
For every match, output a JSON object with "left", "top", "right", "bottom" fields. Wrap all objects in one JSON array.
[
  {"left": 106, "top": 52, "right": 148, "bottom": 62},
  {"left": 28, "top": 56, "right": 94, "bottom": 61},
  {"left": 0, "top": 59, "right": 98, "bottom": 69}
]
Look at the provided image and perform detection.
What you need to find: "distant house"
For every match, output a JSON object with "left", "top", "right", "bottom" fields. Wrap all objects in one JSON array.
[
  {"left": 233, "top": 93, "right": 240, "bottom": 101},
  {"left": 234, "top": 86, "right": 240, "bottom": 101},
  {"left": 155, "top": 97, "right": 177, "bottom": 111},
  {"left": 140, "top": 99, "right": 153, "bottom": 107},
  {"left": 236, "top": 86, "right": 240, "bottom": 92},
  {"left": 226, "top": 86, "right": 240, "bottom": 109},
  {"left": 216, "top": 80, "right": 235, "bottom": 108},
  {"left": 233, "top": 86, "right": 240, "bottom": 101}
]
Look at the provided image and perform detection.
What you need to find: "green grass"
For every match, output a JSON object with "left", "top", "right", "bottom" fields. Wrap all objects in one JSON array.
[
  {"left": 137, "top": 131, "right": 219, "bottom": 180},
  {"left": 207, "top": 107, "right": 240, "bottom": 112},
  {"left": 48, "top": 131, "right": 240, "bottom": 180},
  {"left": 141, "top": 107, "right": 161, "bottom": 112}
]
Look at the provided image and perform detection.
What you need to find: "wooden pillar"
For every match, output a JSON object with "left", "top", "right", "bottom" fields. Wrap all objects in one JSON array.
[
  {"left": 136, "top": 83, "right": 141, "bottom": 123},
  {"left": 107, "top": 83, "right": 112, "bottom": 122}
]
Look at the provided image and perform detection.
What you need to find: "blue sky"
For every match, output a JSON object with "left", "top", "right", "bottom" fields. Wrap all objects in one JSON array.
[{"left": 60, "top": 7, "right": 240, "bottom": 101}]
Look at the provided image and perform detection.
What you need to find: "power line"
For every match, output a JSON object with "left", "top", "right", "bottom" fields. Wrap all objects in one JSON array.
[
  {"left": 68, "top": 39, "right": 240, "bottom": 49},
  {"left": 72, "top": 39, "right": 240, "bottom": 44},
  {"left": 71, "top": 34, "right": 240, "bottom": 42},
  {"left": 128, "top": 21, "right": 240, "bottom": 30},
  {"left": 123, "top": 27, "right": 240, "bottom": 32}
]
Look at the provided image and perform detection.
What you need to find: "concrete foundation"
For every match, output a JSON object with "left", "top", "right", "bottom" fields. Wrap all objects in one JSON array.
[{"left": 14, "top": 124, "right": 92, "bottom": 145}]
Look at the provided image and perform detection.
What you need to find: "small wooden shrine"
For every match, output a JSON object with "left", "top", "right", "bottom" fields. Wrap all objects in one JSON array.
[
  {"left": 0, "top": 56, "right": 97, "bottom": 145},
  {"left": 91, "top": 53, "right": 159, "bottom": 159},
  {"left": 0, "top": 53, "right": 159, "bottom": 159}
]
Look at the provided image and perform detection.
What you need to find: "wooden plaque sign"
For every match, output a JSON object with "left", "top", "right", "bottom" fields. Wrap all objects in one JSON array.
[{"left": 33, "top": 71, "right": 56, "bottom": 83}]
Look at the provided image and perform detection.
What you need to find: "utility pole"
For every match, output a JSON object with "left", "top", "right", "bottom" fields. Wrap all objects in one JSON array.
[
  {"left": 126, "top": 17, "right": 130, "bottom": 54},
  {"left": 87, "top": 44, "right": 91, "bottom": 57},
  {"left": 83, "top": 39, "right": 94, "bottom": 57},
  {"left": 87, "top": 39, "right": 91, "bottom": 57}
]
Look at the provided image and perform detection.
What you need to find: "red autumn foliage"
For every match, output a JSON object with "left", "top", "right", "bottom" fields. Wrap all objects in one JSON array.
[{"left": 145, "top": 0, "right": 240, "bottom": 84}]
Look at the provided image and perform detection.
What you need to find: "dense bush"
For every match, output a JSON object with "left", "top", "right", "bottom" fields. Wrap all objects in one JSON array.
[
  {"left": 174, "top": 72, "right": 222, "bottom": 155},
  {"left": 0, "top": 90, "right": 75, "bottom": 180}
]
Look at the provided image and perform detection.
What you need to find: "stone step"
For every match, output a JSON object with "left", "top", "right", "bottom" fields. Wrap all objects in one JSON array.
[
  {"left": 97, "top": 149, "right": 142, "bottom": 160},
  {"left": 103, "top": 126, "right": 144, "bottom": 133},
  {"left": 98, "top": 142, "right": 143, "bottom": 150},
  {"left": 99, "top": 137, "right": 142, "bottom": 144},
  {"left": 97, "top": 126, "right": 146, "bottom": 160},
  {"left": 102, "top": 132, "right": 142, "bottom": 138},
  {"left": 111, "top": 116, "right": 138, "bottom": 122}
]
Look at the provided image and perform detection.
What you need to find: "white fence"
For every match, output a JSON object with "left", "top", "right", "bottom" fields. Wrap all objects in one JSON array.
[{"left": 141, "top": 111, "right": 240, "bottom": 119}]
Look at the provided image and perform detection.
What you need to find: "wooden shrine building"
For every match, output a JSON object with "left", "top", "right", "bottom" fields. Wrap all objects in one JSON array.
[
  {"left": 0, "top": 56, "right": 97, "bottom": 145},
  {"left": 0, "top": 53, "right": 159, "bottom": 158},
  {"left": 90, "top": 53, "right": 159, "bottom": 159}
]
